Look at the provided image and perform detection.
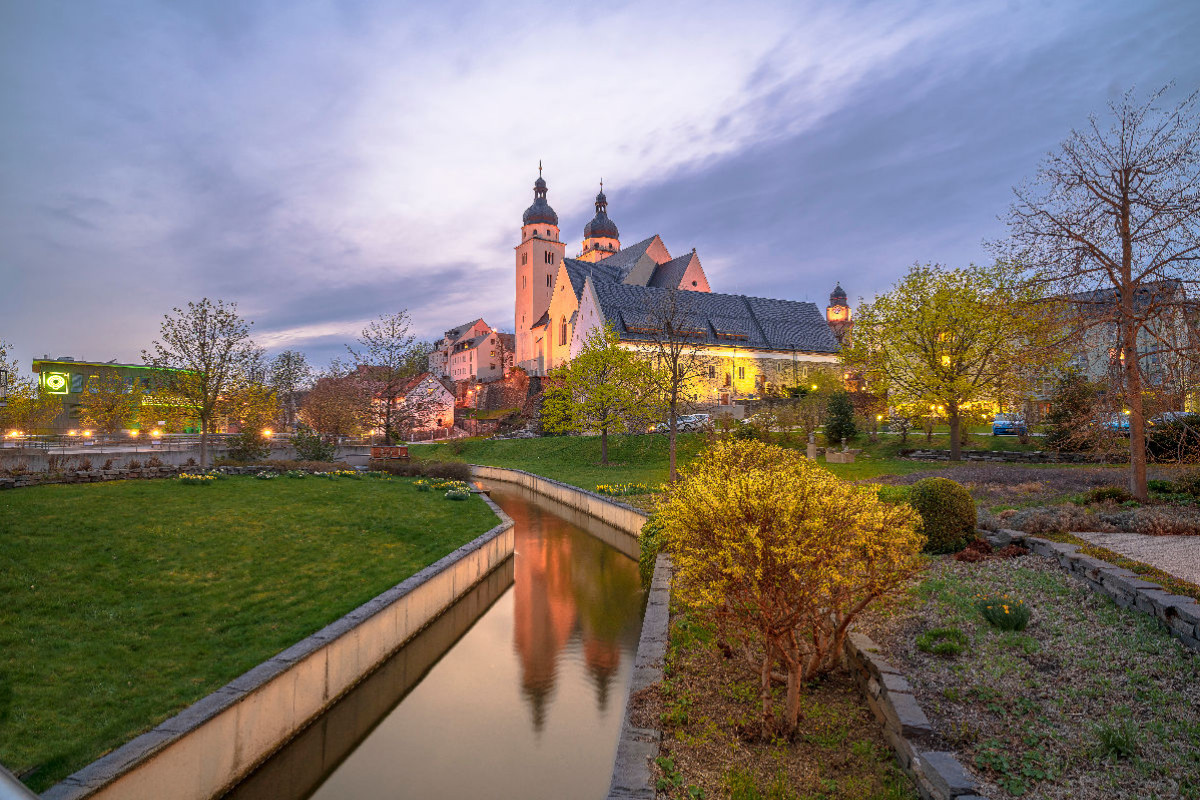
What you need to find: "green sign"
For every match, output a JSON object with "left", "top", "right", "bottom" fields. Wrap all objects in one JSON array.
[{"left": 42, "top": 372, "right": 70, "bottom": 394}]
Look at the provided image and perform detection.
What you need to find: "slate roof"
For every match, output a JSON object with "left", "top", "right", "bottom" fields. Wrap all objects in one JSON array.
[
  {"left": 443, "top": 318, "right": 484, "bottom": 342},
  {"left": 590, "top": 280, "right": 840, "bottom": 354},
  {"left": 594, "top": 235, "right": 659, "bottom": 279},
  {"left": 647, "top": 253, "right": 694, "bottom": 289}
]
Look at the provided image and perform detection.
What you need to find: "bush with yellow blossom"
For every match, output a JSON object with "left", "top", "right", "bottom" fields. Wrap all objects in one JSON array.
[{"left": 655, "top": 440, "right": 924, "bottom": 735}]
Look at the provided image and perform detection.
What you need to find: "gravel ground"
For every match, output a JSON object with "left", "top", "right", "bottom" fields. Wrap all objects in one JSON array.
[
  {"left": 1074, "top": 532, "right": 1200, "bottom": 585},
  {"left": 858, "top": 555, "right": 1200, "bottom": 800}
]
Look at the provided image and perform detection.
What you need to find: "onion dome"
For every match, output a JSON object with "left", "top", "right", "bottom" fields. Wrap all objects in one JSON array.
[
  {"left": 522, "top": 161, "right": 558, "bottom": 226},
  {"left": 830, "top": 283, "right": 848, "bottom": 305},
  {"left": 583, "top": 182, "right": 619, "bottom": 240}
]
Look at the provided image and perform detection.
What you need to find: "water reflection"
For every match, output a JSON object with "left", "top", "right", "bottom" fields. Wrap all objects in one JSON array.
[
  {"left": 224, "top": 480, "right": 646, "bottom": 800},
  {"left": 509, "top": 493, "right": 644, "bottom": 729}
]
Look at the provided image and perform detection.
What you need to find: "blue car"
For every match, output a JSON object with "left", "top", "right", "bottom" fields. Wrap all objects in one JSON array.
[
  {"left": 1099, "top": 413, "right": 1131, "bottom": 434},
  {"left": 991, "top": 413, "right": 1027, "bottom": 436}
]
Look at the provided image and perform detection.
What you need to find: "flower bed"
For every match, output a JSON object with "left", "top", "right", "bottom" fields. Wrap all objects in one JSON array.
[{"left": 858, "top": 556, "right": 1200, "bottom": 799}]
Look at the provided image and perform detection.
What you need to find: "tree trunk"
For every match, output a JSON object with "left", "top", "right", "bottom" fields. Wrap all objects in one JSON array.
[
  {"left": 783, "top": 659, "right": 801, "bottom": 734},
  {"left": 600, "top": 426, "right": 608, "bottom": 465},
  {"left": 668, "top": 395, "right": 678, "bottom": 483},
  {"left": 199, "top": 417, "right": 209, "bottom": 468},
  {"left": 1125, "top": 330, "right": 1149, "bottom": 500},
  {"left": 948, "top": 405, "right": 961, "bottom": 462},
  {"left": 759, "top": 642, "right": 774, "bottom": 734}
]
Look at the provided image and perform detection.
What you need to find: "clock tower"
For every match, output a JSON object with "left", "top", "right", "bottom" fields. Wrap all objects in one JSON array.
[{"left": 515, "top": 163, "right": 566, "bottom": 371}]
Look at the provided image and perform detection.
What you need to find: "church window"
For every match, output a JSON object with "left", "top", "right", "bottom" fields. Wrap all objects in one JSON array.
[
  {"left": 522, "top": 276, "right": 527, "bottom": 288},
  {"left": 559, "top": 317, "right": 567, "bottom": 346},
  {"left": 546, "top": 274, "right": 551, "bottom": 286},
  {"left": 692, "top": 280, "right": 698, "bottom": 287},
  {"left": 522, "top": 253, "right": 527, "bottom": 265}
]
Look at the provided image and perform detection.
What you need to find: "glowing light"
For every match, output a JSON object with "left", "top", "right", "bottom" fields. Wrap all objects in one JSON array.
[
  {"left": 82, "top": 430, "right": 92, "bottom": 437},
  {"left": 876, "top": 414, "right": 883, "bottom": 421},
  {"left": 68, "top": 429, "right": 78, "bottom": 436},
  {"left": 261, "top": 429, "right": 273, "bottom": 437},
  {"left": 128, "top": 429, "right": 139, "bottom": 438},
  {"left": 811, "top": 384, "right": 818, "bottom": 390},
  {"left": 42, "top": 372, "right": 70, "bottom": 394},
  {"left": 151, "top": 429, "right": 162, "bottom": 438},
  {"left": 1123, "top": 409, "right": 1131, "bottom": 415}
]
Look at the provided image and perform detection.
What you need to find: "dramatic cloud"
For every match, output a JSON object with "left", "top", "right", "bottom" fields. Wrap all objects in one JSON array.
[{"left": 1, "top": 0, "right": 1198, "bottom": 371}]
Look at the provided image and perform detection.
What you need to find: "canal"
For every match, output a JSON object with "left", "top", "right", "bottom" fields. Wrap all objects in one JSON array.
[{"left": 225, "top": 480, "right": 646, "bottom": 800}]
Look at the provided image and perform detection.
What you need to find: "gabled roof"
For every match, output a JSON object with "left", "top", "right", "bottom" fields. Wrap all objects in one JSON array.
[
  {"left": 647, "top": 253, "right": 695, "bottom": 289},
  {"left": 589, "top": 279, "right": 840, "bottom": 354},
  {"left": 443, "top": 318, "right": 485, "bottom": 343}
]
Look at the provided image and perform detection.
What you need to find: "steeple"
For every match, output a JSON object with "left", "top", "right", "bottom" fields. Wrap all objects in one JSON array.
[
  {"left": 579, "top": 179, "right": 620, "bottom": 262},
  {"left": 523, "top": 161, "right": 558, "bottom": 226}
]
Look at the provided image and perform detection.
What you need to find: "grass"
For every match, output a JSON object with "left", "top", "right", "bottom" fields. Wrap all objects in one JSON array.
[
  {"left": 0, "top": 475, "right": 499, "bottom": 791},
  {"left": 860, "top": 556, "right": 1200, "bottom": 798},
  {"left": 409, "top": 432, "right": 946, "bottom": 492}
]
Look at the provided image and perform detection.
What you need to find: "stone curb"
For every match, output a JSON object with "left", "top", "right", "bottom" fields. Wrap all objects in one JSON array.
[
  {"left": 607, "top": 553, "right": 672, "bottom": 800},
  {"left": 41, "top": 492, "right": 515, "bottom": 800},
  {"left": 844, "top": 632, "right": 986, "bottom": 800},
  {"left": 984, "top": 529, "right": 1200, "bottom": 653},
  {"left": 0, "top": 465, "right": 184, "bottom": 490}
]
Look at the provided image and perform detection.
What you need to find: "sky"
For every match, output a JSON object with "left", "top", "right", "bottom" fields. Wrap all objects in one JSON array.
[{"left": 2, "top": 0, "right": 1199, "bottom": 373}]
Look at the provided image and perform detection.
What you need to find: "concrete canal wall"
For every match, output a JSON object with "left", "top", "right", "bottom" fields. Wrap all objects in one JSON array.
[
  {"left": 469, "top": 465, "right": 647, "bottom": 538},
  {"left": 43, "top": 494, "right": 514, "bottom": 800}
]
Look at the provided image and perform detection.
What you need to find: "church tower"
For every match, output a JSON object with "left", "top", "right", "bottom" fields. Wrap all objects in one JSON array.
[
  {"left": 578, "top": 181, "right": 620, "bottom": 263},
  {"left": 515, "top": 163, "right": 566, "bottom": 371},
  {"left": 826, "top": 283, "right": 852, "bottom": 345}
]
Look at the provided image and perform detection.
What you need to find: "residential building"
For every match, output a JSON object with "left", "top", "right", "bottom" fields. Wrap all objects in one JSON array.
[
  {"left": 397, "top": 373, "right": 456, "bottom": 431},
  {"left": 429, "top": 319, "right": 515, "bottom": 384}
]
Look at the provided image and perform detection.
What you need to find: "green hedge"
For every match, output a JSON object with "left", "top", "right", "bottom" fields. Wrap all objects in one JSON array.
[{"left": 908, "top": 477, "right": 976, "bottom": 554}]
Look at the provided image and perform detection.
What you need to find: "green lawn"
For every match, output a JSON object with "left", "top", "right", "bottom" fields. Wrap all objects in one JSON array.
[
  {"left": 0, "top": 475, "right": 499, "bottom": 791},
  {"left": 410, "top": 432, "right": 948, "bottom": 490}
]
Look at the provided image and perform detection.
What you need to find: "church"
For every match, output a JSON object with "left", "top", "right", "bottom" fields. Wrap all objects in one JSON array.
[{"left": 514, "top": 167, "right": 851, "bottom": 410}]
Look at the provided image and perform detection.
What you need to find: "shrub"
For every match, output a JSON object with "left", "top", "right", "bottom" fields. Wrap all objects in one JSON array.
[
  {"left": 224, "top": 430, "right": 271, "bottom": 463},
  {"left": 102, "top": 459, "right": 115, "bottom": 470},
  {"left": 638, "top": 514, "right": 665, "bottom": 589},
  {"left": 145, "top": 456, "right": 163, "bottom": 468},
  {"left": 916, "top": 627, "right": 967, "bottom": 657},
  {"left": 876, "top": 485, "right": 911, "bottom": 505},
  {"left": 954, "top": 539, "right": 993, "bottom": 562},
  {"left": 1147, "top": 414, "right": 1200, "bottom": 463},
  {"left": 184, "top": 457, "right": 196, "bottom": 467},
  {"left": 976, "top": 595, "right": 1031, "bottom": 631},
  {"left": 293, "top": 426, "right": 337, "bottom": 462},
  {"left": 656, "top": 440, "right": 923, "bottom": 734},
  {"left": 445, "top": 486, "right": 472, "bottom": 501},
  {"left": 371, "top": 459, "right": 473, "bottom": 481},
  {"left": 1177, "top": 469, "right": 1200, "bottom": 498},
  {"left": 1082, "top": 486, "right": 1134, "bottom": 505},
  {"left": 908, "top": 477, "right": 977, "bottom": 554},
  {"left": 80, "top": 458, "right": 93, "bottom": 470},
  {"left": 1147, "top": 479, "right": 1176, "bottom": 494},
  {"left": 125, "top": 459, "right": 141, "bottom": 470}
]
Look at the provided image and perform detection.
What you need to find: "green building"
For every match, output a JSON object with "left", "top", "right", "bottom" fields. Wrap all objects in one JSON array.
[{"left": 30, "top": 357, "right": 198, "bottom": 434}]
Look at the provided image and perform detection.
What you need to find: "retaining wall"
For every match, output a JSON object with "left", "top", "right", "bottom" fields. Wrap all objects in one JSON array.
[
  {"left": 468, "top": 465, "right": 648, "bottom": 536},
  {"left": 42, "top": 494, "right": 515, "bottom": 800}
]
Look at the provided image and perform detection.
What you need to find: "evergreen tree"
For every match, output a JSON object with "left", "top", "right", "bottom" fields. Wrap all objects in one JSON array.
[
  {"left": 1043, "top": 371, "right": 1099, "bottom": 452},
  {"left": 825, "top": 391, "right": 858, "bottom": 445}
]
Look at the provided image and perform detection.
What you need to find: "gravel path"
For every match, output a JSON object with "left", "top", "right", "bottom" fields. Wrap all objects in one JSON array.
[{"left": 1074, "top": 532, "right": 1200, "bottom": 585}]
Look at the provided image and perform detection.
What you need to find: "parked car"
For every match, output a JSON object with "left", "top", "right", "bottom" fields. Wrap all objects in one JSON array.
[
  {"left": 650, "top": 414, "right": 712, "bottom": 434},
  {"left": 991, "top": 413, "right": 1027, "bottom": 436},
  {"left": 1099, "top": 412, "right": 1131, "bottom": 434},
  {"left": 1148, "top": 411, "right": 1198, "bottom": 427}
]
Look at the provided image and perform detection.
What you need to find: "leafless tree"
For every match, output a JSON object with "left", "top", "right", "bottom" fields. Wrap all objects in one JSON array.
[
  {"left": 637, "top": 287, "right": 715, "bottom": 481},
  {"left": 346, "top": 312, "right": 431, "bottom": 442},
  {"left": 1002, "top": 86, "right": 1200, "bottom": 499},
  {"left": 268, "top": 350, "right": 312, "bottom": 430},
  {"left": 144, "top": 299, "right": 257, "bottom": 467}
]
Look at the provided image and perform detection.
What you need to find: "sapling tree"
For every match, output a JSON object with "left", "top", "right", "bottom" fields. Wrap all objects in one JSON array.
[
  {"left": 78, "top": 373, "right": 143, "bottom": 437},
  {"left": 541, "top": 325, "right": 656, "bottom": 464}
]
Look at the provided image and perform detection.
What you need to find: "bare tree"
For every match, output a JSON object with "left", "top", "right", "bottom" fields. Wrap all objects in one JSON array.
[
  {"left": 346, "top": 312, "right": 430, "bottom": 442},
  {"left": 268, "top": 350, "right": 312, "bottom": 430},
  {"left": 1003, "top": 86, "right": 1200, "bottom": 498},
  {"left": 144, "top": 299, "right": 257, "bottom": 467},
  {"left": 637, "top": 287, "right": 714, "bottom": 481}
]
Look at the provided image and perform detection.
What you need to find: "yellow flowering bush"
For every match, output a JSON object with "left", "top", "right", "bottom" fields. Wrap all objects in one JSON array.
[
  {"left": 177, "top": 473, "right": 217, "bottom": 484},
  {"left": 595, "top": 483, "right": 651, "bottom": 496},
  {"left": 656, "top": 439, "right": 924, "bottom": 734}
]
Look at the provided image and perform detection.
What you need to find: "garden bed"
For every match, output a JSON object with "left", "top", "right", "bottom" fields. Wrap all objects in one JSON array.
[
  {"left": 647, "top": 604, "right": 918, "bottom": 800},
  {"left": 0, "top": 474, "right": 499, "bottom": 792},
  {"left": 858, "top": 555, "right": 1200, "bottom": 799}
]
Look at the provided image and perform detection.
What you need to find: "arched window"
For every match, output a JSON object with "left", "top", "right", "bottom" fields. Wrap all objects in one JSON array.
[{"left": 559, "top": 317, "right": 568, "bottom": 346}]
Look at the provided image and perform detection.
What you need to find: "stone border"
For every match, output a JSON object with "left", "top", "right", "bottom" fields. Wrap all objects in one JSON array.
[
  {"left": 41, "top": 493, "right": 515, "bottom": 800},
  {"left": 844, "top": 632, "right": 985, "bottom": 800},
  {"left": 607, "top": 553, "right": 672, "bottom": 800},
  {"left": 0, "top": 464, "right": 184, "bottom": 489},
  {"left": 984, "top": 529, "right": 1200, "bottom": 653}
]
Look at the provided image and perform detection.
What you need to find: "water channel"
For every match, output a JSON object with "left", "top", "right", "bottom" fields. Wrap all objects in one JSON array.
[{"left": 225, "top": 480, "right": 647, "bottom": 800}]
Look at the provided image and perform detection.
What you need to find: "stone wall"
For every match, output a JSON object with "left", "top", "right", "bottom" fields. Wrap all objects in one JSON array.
[{"left": 903, "top": 449, "right": 1109, "bottom": 464}]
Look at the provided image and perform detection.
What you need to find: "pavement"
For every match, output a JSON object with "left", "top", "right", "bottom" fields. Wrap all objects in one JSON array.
[{"left": 1074, "top": 532, "right": 1200, "bottom": 586}]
